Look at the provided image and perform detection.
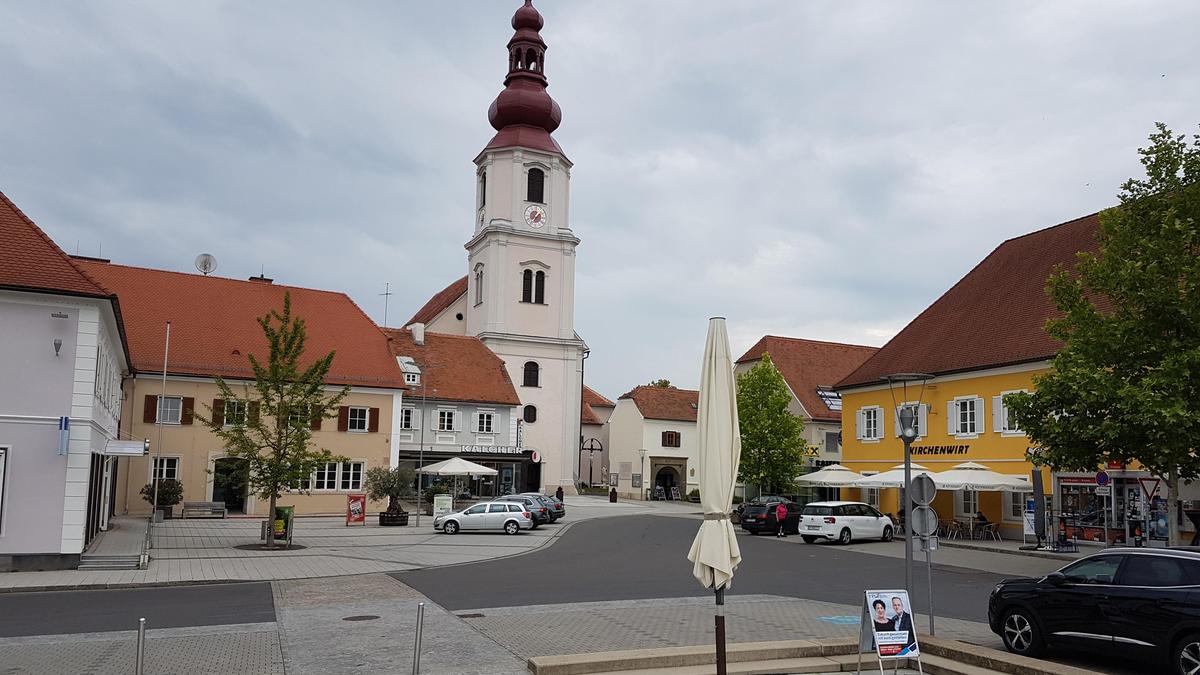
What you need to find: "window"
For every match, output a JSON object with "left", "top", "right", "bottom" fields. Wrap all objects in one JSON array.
[
  {"left": 289, "top": 405, "right": 310, "bottom": 428},
  {"left": 825, "top": 431, "right": 840, "bottom": 453},
  {"left": 662, "top": 431, "right": 681, "bottom": 448},
  {"left": 523, "top": 361, "right": 540, "bottom": 387},
  {"left": 466, "top": 504, "right": 487, "bottom": 515},
  {"left": 957, "top": 490, "right": 979, "bottom": 516},
  {"left": 488, "top": 503, "right": 509, "bottom": 514},
  {"left": 405, "top": 372, "right": 420, "bottom": 385},
  {"left": 507, "top": 503, "right": 523, "bottom": 513},
  {"left": 157, "top": 396, "right": 183, "bottom": 425},
  {"left": 438, "top": 410, "right": 456, "bottom": 432},
  {"left": 1061, "top": 556, "right": 1123, "bottom": 584},
  {"left": 478, "top": 172, "right": 486, "bottom": 209},
  {"left": 949, "top": 397, "right": 981, "bottom": 437},
  {"left": 1120, "top": 555, "right": 1200, "bottom": 587},
  {"left": 314, "top": 462, "right": 338, "bottom": 490},
  {"left": 522, "top": 269, "right": 533, "bottom": 303},
  {"left": 865, "top": 488, "right": 880, "bottom": 508},
  {"left": 534, "top": 271, "right": 546, "bottom": 304},
  {"left": 474, "top": 265, "right": 484, "bottom": 306},
  {"left": 994, "top": 392, "right": 1024, "bottom": 434},
  {"left": 1006, "top": 492, "right": 1027, "bottom": 521},
  {"left": 527, "top": 167, "right": 545, "bottom": 203},
  {"left": 339, "top": 461, "right": 364, "bottom": 490},
  {"left": 348, "top": 406, "right": 369, "bottom": 432},
  {"left": 857, "top": 407, "right": 882, "bottom": 441},
  {"left": 224, "top": 400, "right": 247, "bottom": 427},
  {"left": 893, "top": 403, "right": 928, "bottom": 438},
  {"left": 400, "top": 407, "right": 416, "bottom": 430},
  {"left": 152, "top": 457, "right": 179, "bottom": 481},
  {"left": 816, "top": 388, "right": 842, "bottom": 412},
  {"left": 523, "top": 405, "right": 537, "bottom": 424},
  {"left": 477, "top": 412, "right": 494, "bottom": 434}
]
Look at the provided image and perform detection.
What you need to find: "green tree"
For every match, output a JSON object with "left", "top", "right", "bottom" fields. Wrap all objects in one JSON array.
[
  {"left": 736, "top": 354, "right": 807, "bottom": 494},
  {"left": 1009, "top": 124, "right": 1200, "bottom": 545},
  {"left": 646, "top": 378, "right": 675, "bottom": 388},
  {"left": 197, "top": 293, "right": 349, "bottom": 548}
]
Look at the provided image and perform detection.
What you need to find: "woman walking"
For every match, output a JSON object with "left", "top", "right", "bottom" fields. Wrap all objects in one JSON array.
[{"left": 775, "top": 502, "right": 789, "bottom": 538}]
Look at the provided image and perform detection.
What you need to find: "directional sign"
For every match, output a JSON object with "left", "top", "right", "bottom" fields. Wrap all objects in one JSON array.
[
  {"left": 1139, "top": 477, "right": 1162, "bottom": 500},
  {"left": 1095, "top": 471, "right": 1110, "bottom": 487}
]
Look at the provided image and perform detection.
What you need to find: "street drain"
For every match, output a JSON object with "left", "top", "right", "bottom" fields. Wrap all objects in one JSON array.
[
  {"left": 342, "top": 615, "right": 381, "bottom": 622},
  {"left": 456, "top": 613, "right": 485, "bottom": 619}
]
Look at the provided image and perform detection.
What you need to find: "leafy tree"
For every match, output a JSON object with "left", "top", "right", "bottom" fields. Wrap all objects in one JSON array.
[
  {"left": 1009, "top": 124, "right": 1200, "bottom": 545},
  {"left": 197, "top": 293, "right": 349, "bottom": 548},
  {"left": 364, "top": 466, "right": 417, "bottom": 514},
  {"left": 736, "top": 354, "right": 807, "bottom": 494},
  {"left": 646, "top": 378, "right": 675, "bottom": 388}
]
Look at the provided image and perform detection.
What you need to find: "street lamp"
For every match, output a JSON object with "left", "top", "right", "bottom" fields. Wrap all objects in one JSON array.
[
  {"left": 881, "top": 373, "right": 932, "bottom": 598},
  {"left": 639, "top": 448, "right": 647, "bottom": 501},
  {"left": 413, "top": 372, "right": 437, "bottom": 527}
]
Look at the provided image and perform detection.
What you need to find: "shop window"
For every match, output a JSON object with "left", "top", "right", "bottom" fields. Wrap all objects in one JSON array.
[
  {"left": 662, "top": 431, "right": 681, "bottom": 448},
  {"left": 152, "top": 457, "right": 179, "bottom": 481},
  {"left": 523, "top": 405, "right": 538, "bottom": 424}
]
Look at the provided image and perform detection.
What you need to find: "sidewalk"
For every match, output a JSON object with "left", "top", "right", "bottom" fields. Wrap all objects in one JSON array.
[{"left": 0, "top": 496, "right": 688, "bottom": 592}]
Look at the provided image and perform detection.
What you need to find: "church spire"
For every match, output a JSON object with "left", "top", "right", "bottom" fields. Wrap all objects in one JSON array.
[{"left": 484, "top": 0, "right": 564, "bottom": 156}]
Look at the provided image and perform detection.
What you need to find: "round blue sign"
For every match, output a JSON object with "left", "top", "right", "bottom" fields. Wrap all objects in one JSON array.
[{"left": 1096, "top": 470, "right": 1110, "bottom": 486}]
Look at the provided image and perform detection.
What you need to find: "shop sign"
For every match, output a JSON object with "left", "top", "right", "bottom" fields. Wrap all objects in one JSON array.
[
  {"left": 459, "top": 445, "right": 527, "bottom": 456},
  {"left": 531, "top": 450, "right": 541, "bottom": 463},
  {"left": 433, "top": 494, "right": 453, "bottom": 517},
  {"left": 346, "top": 494, "right": 367, "bottom": 526},
  {"left": 1106, "top": 460, "right": 1125, "bottom": 470},
  {"left": 1058, "top": 476, "right": 1097, "bottom": 485},
  {"left": 909, "top": 445, "right": 970, "bottom": 456},
  {"left": 1095, "top": 486, "right": 1112, "bottom": 496}
]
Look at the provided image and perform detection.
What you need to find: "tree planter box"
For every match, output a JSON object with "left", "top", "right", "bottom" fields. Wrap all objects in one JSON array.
[
  {"left": 379, "top": 512, "right": 409, "bottom": 527},
  {"left": 156, "top": 506, "right": 174, "bottom": 520}
]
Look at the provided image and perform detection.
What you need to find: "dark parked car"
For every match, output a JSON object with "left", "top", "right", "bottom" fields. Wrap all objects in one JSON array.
[
  {"left": 524, "top": 492, "right": 565, "bottom": 519},
  {"left": 989, "top": 548, "right": 1200, "bottom": 674},
  {"left": 739, "top": 499, "right": 801, "bottom": 535},
  {"left": 497, "top": 495, "right": 552, "bottom": 527}
]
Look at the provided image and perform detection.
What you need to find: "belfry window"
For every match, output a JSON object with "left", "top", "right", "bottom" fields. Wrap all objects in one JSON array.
[
  {"left": 527, "top": 167, "right": 544, "bottom": 203},
  {"left": 534, "top": 271, "right": 546, "bottom": 304},
  {"left": 474, "top": 265, "right": 484, "bottom": 306},
  {"left": 523, "top": 361, "right": 539, "bottom": 387},
  {"left": 522, "top": 269, "right": 533, "bottom": 303},
  {"left": 478, "top": 172, "right": 486, "bottom": 209}
]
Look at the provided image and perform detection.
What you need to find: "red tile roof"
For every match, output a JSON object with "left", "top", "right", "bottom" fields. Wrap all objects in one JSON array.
[
  {"left": 581, "top": 385, "right": 614, "bottom": 425},
  {"left": 407, "top": 276, "right": 467, "bottom": 326},
  {"left": 619, "top": 385, "right": 700, "bottom": 422},
  {"left": 736, "top": 336, "right": 878, "bottom": 423},
  {"left": 0, "top": 190, "right": 112, "bottom": 298},
  {"left": 837, "top": 212, "right": 1101, "bottom": 389},
  {"left": 76, "top": 260, "right": 406, "bottom": 389},
  {"left": 384, "top": 328, "right": 520, "bottom": 406}
]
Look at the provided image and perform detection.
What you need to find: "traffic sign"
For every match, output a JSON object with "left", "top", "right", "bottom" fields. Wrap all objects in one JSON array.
[
  {"left": 910, "top": 505, "right": 938, "bottom": 538},
  {"left": 1095, "top": 486, "right": 1111, "bottom": 496},
  {"left": 910, "top": 474, "right": 937, "bottom": 505},
  {"left": 1095, "top": 471, "right": 1110, "bottom": 486},
  {"left": 1139, "top": 477, "right": 1162, "bottom": 500}
]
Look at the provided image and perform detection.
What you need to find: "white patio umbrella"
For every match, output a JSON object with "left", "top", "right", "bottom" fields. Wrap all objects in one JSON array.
[
  {"left": 851, "top": 463, "right": 935, "bottom": 488},
  {"left": 686, "top": 318, "right": 742, "bottom": 675},
  {"left": 794, "top": 464, "right": 864, "bottom": 487},
  {"left": 932, "top": 461, "right": 1031, "bottom": 492},
  {"left": 418, "top": 457, "right": 498, "bottom": 508}
]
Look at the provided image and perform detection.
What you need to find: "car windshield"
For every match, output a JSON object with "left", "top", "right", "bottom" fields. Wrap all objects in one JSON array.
[{"left": 802, "top": 505, "right": 833, "bottom": 516}]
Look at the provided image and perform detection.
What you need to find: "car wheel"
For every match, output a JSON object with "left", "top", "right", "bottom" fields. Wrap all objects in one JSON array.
[
  {"left": 881, "top": 526, "right": 894, "bottom": 542},
  {"left": 1173, "top": 632, "right": 1200, "bottom": 675},
  {"left": 443, "top": 520, "right": 459, "bottom": 535},
  {"left": 504, "top": 521, "right": 520, "bottom": 535},
  {"left": 802, "top": 536, "right": 817, "bottom": 544},
  {"left": 838, "top": 528, "right": 852, "bottom": 545},
  {"left": 1000, "top": 608, "right": 1044, "bottom": 657}
]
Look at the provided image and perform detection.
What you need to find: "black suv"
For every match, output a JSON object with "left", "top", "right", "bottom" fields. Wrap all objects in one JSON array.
[
  {"left": 739, "top": 498, "right": 801, "bottom": 535},
  {"left": 989, "top": 548, "right": 1200, "bottom": 674}
]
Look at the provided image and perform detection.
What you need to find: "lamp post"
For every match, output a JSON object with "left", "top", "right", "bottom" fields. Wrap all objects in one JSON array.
[
  {"left": 881, "top": 373, "right": 932, "bottom": 598},
  {"left": 414, "top": 377, "right": 437, "bottom": 528},
  {"left": 639, "top": 448, "right": 647, "bottom": 501}
]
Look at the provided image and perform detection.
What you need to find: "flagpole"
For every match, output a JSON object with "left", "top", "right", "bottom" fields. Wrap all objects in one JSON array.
[{"left": 149, "top": 321, "right": 170, "bottom": 547}]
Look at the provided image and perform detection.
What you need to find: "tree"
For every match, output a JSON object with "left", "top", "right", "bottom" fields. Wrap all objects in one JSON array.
[
  {"left": 1009, "top": 124, "right": 1200, "bottom": 545},
  {"left": 198, "top": 293, "right": 349, "bottom": 548},
  {"left": 736, "top": 354, "right": 807, "bottom": 494},
  {"left": 646, "top": 378, "right": 675, "bottom": 388},
  {"left": 363, "top": 466, "right": 417, "bottom": 514}
]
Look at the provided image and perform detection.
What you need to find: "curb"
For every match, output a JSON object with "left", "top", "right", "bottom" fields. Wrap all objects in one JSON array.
[{"left": 933, "top": 539, "right": 1080, "bottom": 561}]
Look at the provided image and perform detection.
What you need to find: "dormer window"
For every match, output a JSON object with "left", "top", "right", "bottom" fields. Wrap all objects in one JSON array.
[
  {"left": 405, "top": 372, "right": 420, "bottom": 385},
  {"left": 527, "top": 167, "right": 545, "bottom": 203}
]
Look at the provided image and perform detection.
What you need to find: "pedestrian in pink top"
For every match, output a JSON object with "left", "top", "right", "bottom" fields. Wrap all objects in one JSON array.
[{"left": 775, "top": 502, "right": 789, "bottom": 538}]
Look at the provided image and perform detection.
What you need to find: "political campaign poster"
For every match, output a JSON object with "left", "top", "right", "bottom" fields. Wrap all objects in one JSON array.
[
  {"left": 863, "top": 590, "right": 919, "bottom": 658},
  {"left": 346, "top": 494, "right": 367, "bottom": 526},
  {"left": 433, "top": 494, "right": 453, "bottom": 518}
]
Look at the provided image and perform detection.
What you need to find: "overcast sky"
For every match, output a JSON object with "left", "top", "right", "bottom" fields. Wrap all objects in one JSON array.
[{"left": 2, "top": 1, "right": 1198, "bottom": 398}]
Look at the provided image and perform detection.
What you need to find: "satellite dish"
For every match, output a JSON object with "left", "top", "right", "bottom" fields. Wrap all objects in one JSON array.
[{"left": 194, "top": 253, "right": 218, "bottom": 276}]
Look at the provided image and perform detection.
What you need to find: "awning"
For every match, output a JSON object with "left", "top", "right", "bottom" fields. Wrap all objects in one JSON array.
[
  {"left": 932, "top": 461, "right": 1031, "bottom": 492},
  {"left": 850, "top": 463, "right": 935, "bottom": 488},
  {"left": 104, "top": 440, "right": 149, "bottom": 457},
  {"left": 795, "top": 464, "right": 864, "bottom": 487}
]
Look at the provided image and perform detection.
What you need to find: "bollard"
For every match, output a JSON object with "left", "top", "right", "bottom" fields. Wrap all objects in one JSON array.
[
  {"left": 412, "top": 602, "right": 425, "bottom": 674},
  {"left": 135, "top": 617, "right": 147, "bottom": 675}
]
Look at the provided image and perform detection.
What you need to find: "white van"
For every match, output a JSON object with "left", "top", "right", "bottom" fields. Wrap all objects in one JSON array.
[{"left": 800, "top": 501, "right": 895, "bottom": 545}]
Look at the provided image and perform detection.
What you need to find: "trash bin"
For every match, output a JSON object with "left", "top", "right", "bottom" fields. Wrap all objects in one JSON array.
[{"left": 609, "top": 488, "right": 618, "bottom": 503}]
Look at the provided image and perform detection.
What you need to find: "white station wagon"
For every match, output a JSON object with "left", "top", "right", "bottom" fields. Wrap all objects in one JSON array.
[
  {"left": 800, "top": 501, "right": 895, "bottom": 545},
  {"left": 434, "top": 501, "right": 534, "bottom": 535}
]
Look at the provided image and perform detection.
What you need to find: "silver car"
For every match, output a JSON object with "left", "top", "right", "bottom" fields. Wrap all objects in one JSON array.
[{"left": 435, "top": 501, "right": 533, "bottom": 535}]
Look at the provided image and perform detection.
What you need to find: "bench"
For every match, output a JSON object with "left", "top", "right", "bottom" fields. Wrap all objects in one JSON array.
[{"left": 182, "top": 501, "right": 227, "bottom": 519}]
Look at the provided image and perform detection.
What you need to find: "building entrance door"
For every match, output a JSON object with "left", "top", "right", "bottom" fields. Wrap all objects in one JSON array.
[
  {"left": 213, "top": 458, "right": 250, "bottom": 513},
  {"left": 655, "top": 467, "right": 680, "bottom": 499}
]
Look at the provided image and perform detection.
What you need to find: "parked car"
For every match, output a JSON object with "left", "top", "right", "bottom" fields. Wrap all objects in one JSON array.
[
  {"left": 799, "top": 501, "right": 894, "bottom": 545},
  {"left": 740, "top": 499, "right": 801, "bottom": 535},
  {"left": 497, "top": 494, "right": 552, "bottom": 526},
  {"left": 434, "top": 501, "right": 533, "bottom": 535},
  {"left": 523, "top": 492, "right": 565, "bottom": 519},
  {"left": 989, "top": 548, "right": 1200, "bottom": 673}
]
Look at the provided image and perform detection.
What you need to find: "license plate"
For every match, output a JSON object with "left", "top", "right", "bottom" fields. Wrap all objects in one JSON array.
[
  {"left": 745, "top": 517, "right": 757, "bottom": 522},
  {"left": 807, "top": 525, "right": 820, "bottom": 530}
]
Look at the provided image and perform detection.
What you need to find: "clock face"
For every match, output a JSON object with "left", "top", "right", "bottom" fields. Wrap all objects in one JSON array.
[{"left": 524, "top": 204, "right": 547, "bottom": 228}]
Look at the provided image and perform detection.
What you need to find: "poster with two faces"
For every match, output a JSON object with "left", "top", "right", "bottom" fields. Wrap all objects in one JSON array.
[{"left": 864, "top": 590, "right": 919, "bottom": 658}]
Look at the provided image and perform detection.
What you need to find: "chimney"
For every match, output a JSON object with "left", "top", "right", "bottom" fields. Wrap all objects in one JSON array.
[
  {"left": 248, "top": 275, "right": 273, "bottom": 284},
  {"left": 411, "top": 323, "right": 425, "bottom": 346}
]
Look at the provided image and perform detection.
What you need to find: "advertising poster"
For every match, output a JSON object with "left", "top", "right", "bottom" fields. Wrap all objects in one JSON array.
[
  {"left": 433, "top": 494, "right": 453, "bottom": 518},
  {"left": 346, "top": 494, "right": 367, "bottom": 526},
  {"left": 863, "top": 590, "right": 919, "bottom": 658}
]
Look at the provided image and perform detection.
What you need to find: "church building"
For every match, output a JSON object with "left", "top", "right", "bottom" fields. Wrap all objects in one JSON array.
[{"left": 402, "top": 0, "right": 587, "bottom": 495}]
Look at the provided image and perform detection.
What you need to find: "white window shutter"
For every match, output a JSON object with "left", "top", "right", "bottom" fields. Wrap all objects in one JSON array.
[
  {"left": 893, "top": 407, "right": 902, "bottom": 438},
  {"left": 992, "top": 396, "right": 1003, "bottom": 432},
  {"left": 472, "top": 412, "right": 480, "bottom": 432},
  {"left": 413, "top": 408, "right": 421, "bottom": 430},
  {"left": 918, "top": 405, "right": 929, "bottom": 438},
  {"left": 855, "top": 409, "right": 864, "bottom": 440},
  {"left": 947, "top": 401, "right": 957, "bottom": 436}
]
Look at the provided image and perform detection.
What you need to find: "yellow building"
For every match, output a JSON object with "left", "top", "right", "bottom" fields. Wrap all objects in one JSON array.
[{"left": 836, "top": 212, "right": 1155, "bottom": 544}]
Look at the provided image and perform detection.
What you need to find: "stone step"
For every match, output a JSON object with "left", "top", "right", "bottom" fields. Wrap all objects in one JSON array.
[{"left": 78, "top": 554, "right": 142, "bottom": 570}]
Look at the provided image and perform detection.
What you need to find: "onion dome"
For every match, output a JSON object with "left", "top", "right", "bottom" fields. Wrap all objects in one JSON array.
[{"left": 483, "top": 1, "right": 565, "bottom": 156}]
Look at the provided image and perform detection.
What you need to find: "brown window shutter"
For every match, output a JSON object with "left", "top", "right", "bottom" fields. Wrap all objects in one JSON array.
[
  {"left": 143, "top": 395, "right": 157, "bottom": 423},
  {"left": 181, "top": 397, "right": 195, "bottom": 425},
  {"left": 310, "top": 405, "right": 322, "bottom": 431},
  {"left": 337, "top": 406, "right": 349, "bottom": 432},
  {"left": 249, "top": 401, "right": 261, "bottom": 424},
  {"left": 368, "top": 407, "right": 380, "bottom": 433},
  {"left": 212, "top": 399, "right": 225, "bottom": 427}
]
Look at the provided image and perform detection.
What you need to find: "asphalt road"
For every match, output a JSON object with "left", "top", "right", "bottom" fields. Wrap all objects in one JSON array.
[
  {"left": 395, "top": 514, "right": 1010, "bottom": 622},
  {"left": 0, "top": 582, "right": 275, "bottom": 637}
]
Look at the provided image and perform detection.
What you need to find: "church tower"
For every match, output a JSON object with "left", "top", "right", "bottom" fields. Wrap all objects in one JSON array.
[{"left": 465, "top": 0, "right": 585, "bottom": 494}]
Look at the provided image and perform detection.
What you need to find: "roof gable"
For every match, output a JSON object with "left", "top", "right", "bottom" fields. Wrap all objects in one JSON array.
[
  {"left": 837, "top": 212, "right": 1101, "bottom": 389},
  {"left": 619, "top": 385, "right": 700, "bottom": 422},
  {"left": 0, "top": 190, "right": 111, "bottom": 298},
  {"left": 407, "top": 276, "right": 468, "bottom": 326},
  {"left": 581, "top": 385, "right": 614, "bottom": 425},
  {"left": 736, "top": 336, "right": 877, "bottom": 422},
  {"left": 385, "top": 328, "right": 520, "bottom": 405}
]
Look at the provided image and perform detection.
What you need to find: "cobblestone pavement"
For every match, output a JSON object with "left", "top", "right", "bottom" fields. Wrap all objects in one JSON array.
[{"left": 457, "top": 594, "right": 1001, "bottom": 659}]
